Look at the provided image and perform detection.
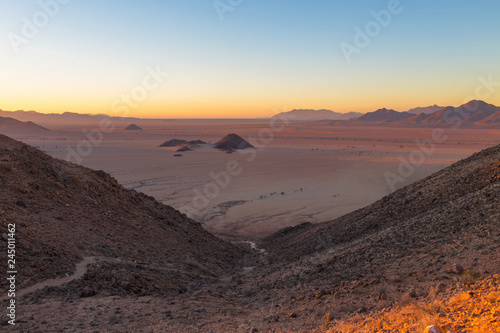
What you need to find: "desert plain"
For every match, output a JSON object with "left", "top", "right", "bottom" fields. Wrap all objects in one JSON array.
[{"left": 9, "top": 119, "right": 498, "bottom": 240}]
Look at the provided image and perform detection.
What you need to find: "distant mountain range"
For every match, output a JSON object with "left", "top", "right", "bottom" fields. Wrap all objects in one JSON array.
[
  {"left": 356, "top": 108, "right": 411, "bottom": 123},
  {"left": 273, "top": 109, "right": 363, "bottom": 121},
  {"left": 395, "top": 100, "right": 500, "bottom": 126},
  {"left": 405, "top": 105, "right": 444, "bottom": 115},
  {"left": 2, "top": 100, "right": 499, "bottom": 127},
  {"left": 0, "top": 110, "right": 146, "bottom": 125},
  {"left": 0, "top": 116, "right": 49, "bottom": 133},
  {"left": 273, "top": 102, "right": 498, "bottom": 125},
  {"left": 324, "top": 100, "right": 500, "bottom": 127}
]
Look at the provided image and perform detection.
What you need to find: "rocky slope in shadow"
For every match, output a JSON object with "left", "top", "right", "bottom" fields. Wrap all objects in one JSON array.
[{"left": 0, "top": 134, "right": 243, "bottom": 297}]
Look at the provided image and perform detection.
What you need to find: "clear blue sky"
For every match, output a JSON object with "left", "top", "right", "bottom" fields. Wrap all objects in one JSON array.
[{"left": 1, "top": 0, "right": 499, "bottom": 117}]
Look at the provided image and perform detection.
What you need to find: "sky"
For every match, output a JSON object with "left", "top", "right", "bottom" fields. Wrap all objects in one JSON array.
[{"left": 1, "top": 0, "right": 499, "bottom": 118}]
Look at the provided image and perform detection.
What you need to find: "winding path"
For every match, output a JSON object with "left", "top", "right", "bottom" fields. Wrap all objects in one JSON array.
[
  {"left": 1, "top": 257, "right": 98, "bottom": 302},
  {"left": 2, "top": 254, "right": 218, "bottom": 302},
  {"left": 2, "top": 242, "right": 268, "bottom": 302}
]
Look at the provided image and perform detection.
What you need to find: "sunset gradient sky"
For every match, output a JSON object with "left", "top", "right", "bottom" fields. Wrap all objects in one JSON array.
[{"left": 1, "top": 0, "right": 499, "bottom": 118}]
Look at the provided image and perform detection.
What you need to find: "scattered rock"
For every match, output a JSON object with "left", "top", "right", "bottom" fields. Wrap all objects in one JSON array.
[{"left": 424, "top": 325, "right": 442, "bottom": 333}]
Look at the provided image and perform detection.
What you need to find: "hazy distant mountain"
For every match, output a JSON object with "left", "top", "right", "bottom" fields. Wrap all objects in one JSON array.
[
  {"left": 477, "top": 111, "right": 500, "bottom": 125},
  {"left": 0, "top": 116, "right": 49, "bottom": 133},
  {"left": 405, "top": 105, "right": 444, "bottom": 114},
  {"left": 0, "top": 110, "right": 109, "bottom": 123},
  {"left": 124, "top": 124, "right": 143, "bottom": 130},
  {"left": 395, "top": 100, "right": 500, "bottom": 126},
  {"left": 355, "top": 108, "right": 413, "bottom": 123},
  {"left": 323, "top": 101, "right": 500, "bottom": 127},
  {"left": 274, "top": 109, "right": 363, "bottom": 121},
  {"left": 0, "top": 109, "right": 149, "bottom": 125}
]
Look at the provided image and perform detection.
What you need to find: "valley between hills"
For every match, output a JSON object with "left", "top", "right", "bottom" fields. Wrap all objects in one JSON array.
[{"left": 0, "top": 102, "right": 499, "bottom": 332}]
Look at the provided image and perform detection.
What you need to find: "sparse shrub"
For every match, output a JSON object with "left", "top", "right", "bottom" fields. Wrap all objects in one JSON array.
[{"left": 460, "top": 269, "right": 481, "bottom": 284}]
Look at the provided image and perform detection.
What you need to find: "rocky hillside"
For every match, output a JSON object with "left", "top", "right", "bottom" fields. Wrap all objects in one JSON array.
[
  {"left": 262, "top": 142, "right": 500, "bottom": 284},
  {"left": 0, "top": 134, "right": 242, "bottom": 296},
  {"left": 327, "top": 274, "right": 500, "bottom": 332},
  {"left": 238, "top": 143, "right": 500, "bottom": 330}
]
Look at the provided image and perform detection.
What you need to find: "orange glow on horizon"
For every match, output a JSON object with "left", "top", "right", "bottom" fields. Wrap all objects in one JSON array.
[{"left": 2, "top": 94, "right": 499, "bottom": 119}]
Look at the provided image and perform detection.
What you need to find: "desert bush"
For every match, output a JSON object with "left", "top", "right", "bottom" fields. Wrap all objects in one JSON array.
[{"left": 460, "top": 269, "right": 481, "bottom": 284}]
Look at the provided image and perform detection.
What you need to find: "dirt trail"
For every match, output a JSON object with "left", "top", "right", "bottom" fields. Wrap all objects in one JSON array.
[
  {"left": 1, "top": 255, "right": 218, "bottom": 302},
  {"left": 2, "top": 242, "right": 266, "bottom": 303},
  {"left": 1, "top": 257, "right": 97, "bottom": 302}
]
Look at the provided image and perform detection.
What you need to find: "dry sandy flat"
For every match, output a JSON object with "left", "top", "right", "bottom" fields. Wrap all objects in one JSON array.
[{"left": 10, "top": 120, "right": 498, "bottom": 239}]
